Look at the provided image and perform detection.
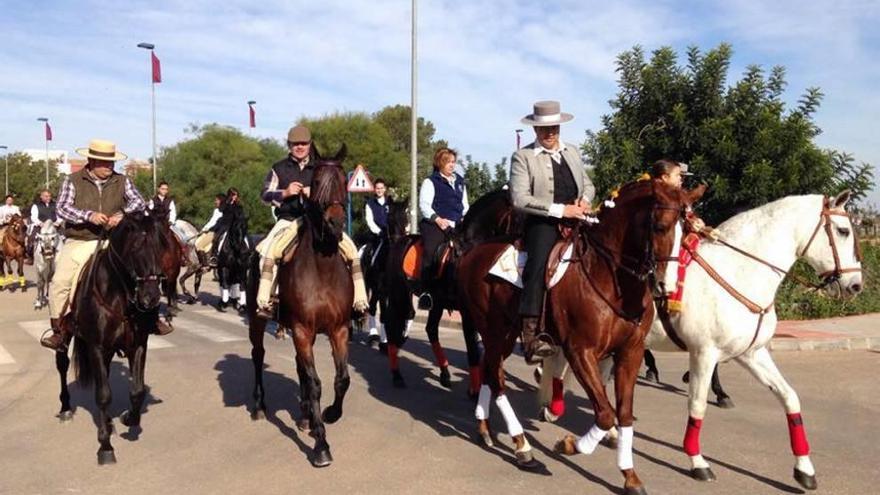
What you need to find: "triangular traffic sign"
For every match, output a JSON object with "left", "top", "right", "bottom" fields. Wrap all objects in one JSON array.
[{"left": 347, "top": 164, "right": 374, "bottom": 193}]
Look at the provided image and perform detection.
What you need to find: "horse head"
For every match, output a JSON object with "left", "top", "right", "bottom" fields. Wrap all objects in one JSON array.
[
  {"left": 7, "top": 214, "right": 26, "bottom": 242},
  {"left": 37, "top": 219, "right": 60, "bottom": 259},
  {"left": 799, "top": 190, "right": 863, "bottom": 297},
  {"left": 309, "top": 144, "right": 348, "bottom": 244},
  {"left": 107, "top": 211, "right": 166, "bottom": 311},
  {"left": 386, "top": 197, "right": 410, "bottom": 241}
]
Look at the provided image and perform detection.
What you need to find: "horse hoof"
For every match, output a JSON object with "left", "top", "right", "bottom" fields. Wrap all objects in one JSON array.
[
  {"left": 794, "top": 469, "right": 818, "bottom": 490},
  {"left": 554, "top": 435, "right": 578, "bottom": 456},
  {"left": 97, "top": 450, "right": 117, "bottom": 465},
  {"left": 682, "top": 371, "right": 690, "bottom": 383},
  {"left": 600, "top": 435, "right": 618, "bottom": 450},
  {"left": 479, "top": 431, "right": 494, "bottom": 447},
  {"left": 57, "top": 410, "right": 74, "bottom": 422},
  {"left": 515, "top": 450, "right": 539, "bottom": 470},
  {"left": 533, "top": 367, "right": 542, "bottom": 385},
  {"left": 392, "top": 370, "right": 406, "bottom": 388},
  {"left": 716, "top": 397, "right": 735, "bottom": 409},
  {"left": 439, "top": 367, "right": 452, "bottom": 388},
  {"left": 378, "top": 342, "right": 388, "bottom": 355},
  {"left": 312, "top": 449, "right": 333, "bottom": 468},
  {"left": 119, "top": 410, "right": 138, "bottom": 427},
  {"left": 645, "top": 370, "right": 659, "bottom": 383},
  {"left": 322, "top": 406, "right": 342, "bottom": 424},
  {"left": 251, "top": 408, "right": 266, "bottom": 421},
  {"left": 296, "top": 418, "right": 311, "bottom": 432},
  {"left": 623, "top": 486, "right": 648, "bottom": 495},
  {"left": 540, "top": 407, "right": 559, "bottom": 423},
  {"left": 690, "top": 467, "right": 716, "bottom": 482}
]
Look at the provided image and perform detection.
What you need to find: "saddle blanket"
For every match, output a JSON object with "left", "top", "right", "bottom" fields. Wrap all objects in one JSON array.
[{"left": 488, "top": 243, "right": 573, "bottom": 289}]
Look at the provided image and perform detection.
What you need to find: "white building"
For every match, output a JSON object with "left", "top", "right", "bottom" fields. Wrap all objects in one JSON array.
[{"left": 21, "top": 149, "right": 71, "bottom": 174}]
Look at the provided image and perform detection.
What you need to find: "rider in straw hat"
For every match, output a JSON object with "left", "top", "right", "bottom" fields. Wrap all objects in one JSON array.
[
  {"left": 40, "top": 139, "right": 172, "bottom": 352},
  {"left": 509, "top": 101, "right": 594, "bottom": 363}
]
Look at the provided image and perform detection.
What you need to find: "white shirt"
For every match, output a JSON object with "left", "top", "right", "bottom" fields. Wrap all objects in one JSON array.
[
  {"left": 365, "top": 196, "right": 386, "bottom": 235},
  {"left": 419, "top": 173, "right": 469, "bottom": 228},
  {"left": 30, "top": 204, "right": 42, "bottom": 224},
  {"left": 0, "top": 204, "right": 22, "bottom": 224},
  {"left": 202, "top": 208, "right": 223, "bottom": 232},
  {"left": 147, "top": 197, "right": 177, "bottom": 223}
]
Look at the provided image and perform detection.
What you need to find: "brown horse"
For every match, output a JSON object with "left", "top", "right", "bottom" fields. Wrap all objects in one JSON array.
[
  {"left": 247, "top": 145, "right": 353, "bottom": 468},
  {"left": 1, "top": 214, "right": 27, "bottom": 292},
  {"left": 457, "top": 180, "right": 703, "bottom": 495}
]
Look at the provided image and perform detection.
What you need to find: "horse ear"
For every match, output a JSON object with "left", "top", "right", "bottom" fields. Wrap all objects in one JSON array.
[
  {"left": 333, "top": 143, "right": 347, "bottom": 162},
  {"left": 687, "top": 183, "right": 708, "bottom": 204},
  {"left": 832, "top": 189, "right": 852, "bottom": 210},
  {"left": 313, "top": 144, "right": 323, "bottom": 161}
]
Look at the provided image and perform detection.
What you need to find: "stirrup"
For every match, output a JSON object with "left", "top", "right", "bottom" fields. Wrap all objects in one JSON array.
[{"left": 39, "top": 328, "right": 68, "bottom": 353}]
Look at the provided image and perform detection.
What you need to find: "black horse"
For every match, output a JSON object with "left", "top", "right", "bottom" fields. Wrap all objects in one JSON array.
[
  {"left": 216, "top": 207, "right": 250, "bottom": 312},
  {"left": 57, "top": 212, "right": 169, "bottom": 464}
]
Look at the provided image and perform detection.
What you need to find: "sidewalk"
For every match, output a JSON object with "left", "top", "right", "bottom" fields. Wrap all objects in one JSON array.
[{"left": 412, "top": 309, "right": 880, "bottom": 352}]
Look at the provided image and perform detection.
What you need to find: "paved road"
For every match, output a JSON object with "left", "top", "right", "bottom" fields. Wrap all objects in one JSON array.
[{"left": 1, "top": 268, "right": 878, "bottom": 495}]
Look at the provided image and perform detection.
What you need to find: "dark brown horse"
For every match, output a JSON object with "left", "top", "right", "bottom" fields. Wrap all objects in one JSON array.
[
  {"left": 457, "top": 180, "right": 703, "bottom": 495},
  {"left": 247, "top": 145, "right": 353, "bottom": 468},
  {"left": 153, "top": 207, "right": 183, "bottom": 317},
  {"left": 1, "top": 214, "right": 27, "bottom": 292},
  {"left": 57, "top": 212, "right": 169, "bottom": 464}
]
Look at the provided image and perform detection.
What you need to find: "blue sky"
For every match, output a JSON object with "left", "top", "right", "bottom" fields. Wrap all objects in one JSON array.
[{"left": 1, "top": 0, "right": 878, "bottom": 202}]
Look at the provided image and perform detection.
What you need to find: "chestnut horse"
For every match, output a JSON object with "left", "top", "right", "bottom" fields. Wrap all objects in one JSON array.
[
  {"left": 1, "top": 214, "right": 27, "bottom": 292},
  {"left": 58, "top": 212, "right": 169, "bottom": 464},
  {"left": 457, "top": 180, "right": 702, "bottom": 495},
  {"left": 247, "top": 145, "right": 353, "bottom": 468}
]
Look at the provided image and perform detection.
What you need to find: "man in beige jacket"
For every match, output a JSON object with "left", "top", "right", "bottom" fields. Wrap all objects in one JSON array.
[{"left": 509, "top": 101, "right": 594, "bottom": 362}]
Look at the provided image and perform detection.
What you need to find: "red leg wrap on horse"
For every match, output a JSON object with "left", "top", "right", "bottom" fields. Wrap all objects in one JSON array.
[
  {"left": 549, "top": 378, "right": 565, "bottom": 417},
  {"left": 468, "top": 366, "right": 481, "bottom": 394},
  {"left": 787, "top": 413, "right": 810, "bottom": 456},
  {"left": 388, "top": 344, "right": 399, "bottom": 370},
  {"left": 431, "top": 341, "right": 449, "bottom": 368},
  {"left": 683, "top": 416, "right": 703, "bottom": 456}
]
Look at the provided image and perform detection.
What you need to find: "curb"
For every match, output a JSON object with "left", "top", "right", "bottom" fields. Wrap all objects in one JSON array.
[{"left": 411, "top": 315, "right": 880, "bottom": 352}]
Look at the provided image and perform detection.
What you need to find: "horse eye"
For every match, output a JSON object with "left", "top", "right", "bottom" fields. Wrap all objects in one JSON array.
[{"left": 837, "top": 227, "right": 850, "bottom": 237}]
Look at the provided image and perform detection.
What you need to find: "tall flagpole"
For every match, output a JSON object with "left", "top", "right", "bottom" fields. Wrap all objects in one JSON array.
[
  {"left": 37, "top": 117, "right": 49, "bottom": 189},
  {"left": 410, "top": 0, "right": 419, "bottom": 233},
  {"left": 138, "top": 42, "right": 158, "bottom": 191}
]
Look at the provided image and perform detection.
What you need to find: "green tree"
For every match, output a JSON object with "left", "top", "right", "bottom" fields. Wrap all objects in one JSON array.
[
  {"left": 3, "top": 152, "right": 62, "bottom": 207},
  {"left": 461, "top": 154, "right": 493, "bottom": 199},
  {"left": 585, "top": 44, "right": 874, "bottom": 223},
  {"left": 372, "top": 104, "right": 448, "bottom": 185},
  {"left": 492, "top": 157, "right": 509, "bottom": 190}
]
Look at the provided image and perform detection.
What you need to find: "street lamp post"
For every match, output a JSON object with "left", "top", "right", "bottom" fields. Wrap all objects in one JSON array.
[
  {"left": 410, "top": 0, "right": 419, "bottom": 233},
  {"left": 0, "top": 145, "right": 8, "bottom": 196},
  {"left": 37, "top": 117, "right": 49, "bottom": 189},
  {"left": 137, "top": 42, "right": 158, "bottom": 191},
  {"left": 515, "top": 128, "right": 523, "bottom": 150}
]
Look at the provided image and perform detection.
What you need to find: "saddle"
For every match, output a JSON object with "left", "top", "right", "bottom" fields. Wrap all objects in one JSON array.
[{"left": 402, "top": 235, "right": 454, "bottom": 283}]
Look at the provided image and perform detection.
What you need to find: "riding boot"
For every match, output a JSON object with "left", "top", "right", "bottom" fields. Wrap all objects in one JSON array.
[
  {"left": 255, "top": 256, "right": 277, "bottom": 320},
  {"left": 154, "top": 316, "right": 174, "bottom": 336},
  {"left": 520, "top": 316, "right": 555, "bottom": 364},
  {"left": 350, "top": 258, "right": 369, "bottom": 314},
  {"left": 39, "top": 318, "right": 67, "bottom": 352}
]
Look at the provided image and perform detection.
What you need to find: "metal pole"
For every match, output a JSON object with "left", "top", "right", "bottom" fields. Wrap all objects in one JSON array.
[
  {"left": 151, "top": 76, "right": 158, "bottom": 191},
  {"left": 1, "top": 146, "right": 8, "bottom": 196},
  {"left": 45, "top": 135, "right": 49, "bottom": 190},
  {"left": 409, "top": 0, "right": 418, "bottom": 233},
  {"left": 347, "top": 171, "right": 353, "bottom": 237}
]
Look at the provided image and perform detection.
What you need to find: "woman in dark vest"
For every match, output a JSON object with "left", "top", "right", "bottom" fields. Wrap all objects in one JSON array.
[
  {"left": 147, "top": 181, "right": 177, "bottom": 224},
  {"left": 417, "top": 147, "right": 469, "bottom": 309}
]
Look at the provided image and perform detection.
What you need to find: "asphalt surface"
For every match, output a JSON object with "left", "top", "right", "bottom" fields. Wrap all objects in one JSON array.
[{"left": 1, "top": 268, "right": 878, "bottom": 495}]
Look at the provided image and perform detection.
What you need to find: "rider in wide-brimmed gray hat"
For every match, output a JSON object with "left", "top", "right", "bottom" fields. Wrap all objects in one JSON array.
[{"left": 509, "top": 101, "right": 595, "bottom": 363}]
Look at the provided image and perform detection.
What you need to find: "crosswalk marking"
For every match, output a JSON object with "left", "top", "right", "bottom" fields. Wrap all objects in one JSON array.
[
  {"left": 0, "top": 344, "right": 15, "bottom": 365},
  {"left": 174, "top": 315, "right": 246, "bottom": 343},
  {"left": 148, "top": 336, "right": 175, "bottom": 349},
  {"left": 191, "top": 308, "right": 249, "bottom": 327}
]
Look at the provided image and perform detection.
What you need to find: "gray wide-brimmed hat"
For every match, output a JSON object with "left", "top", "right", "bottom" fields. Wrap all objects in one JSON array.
[
  {"left": 520, "top": 100, "right": 574, "bottom": 126},
  {"left": 679, "top": 162, "right": 694, "bottom": 176}
]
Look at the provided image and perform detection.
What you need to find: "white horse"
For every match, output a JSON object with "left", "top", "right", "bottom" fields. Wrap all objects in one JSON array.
[
  {"left": 539, "top": 192, "right": 862, "bottom": 491},
  {"left": 33, "top": 220, "right": 61, "bottom": 309}
]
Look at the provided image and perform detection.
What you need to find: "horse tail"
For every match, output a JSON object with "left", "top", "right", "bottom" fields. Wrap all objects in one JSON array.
[{"left": 72, "top": 336, "right": 94, "bottom": 387}]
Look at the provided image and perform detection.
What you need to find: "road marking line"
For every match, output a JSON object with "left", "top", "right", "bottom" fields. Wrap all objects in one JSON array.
[
  {"left": 190, "top": 309, "right": 249, "bottom": 327},
  {"left": 18, "top": 320, "right": 175, "bottom": 349},
  {"left": 0, "top": 344, "right": 15, "bottom": 365},
  {"left": 174, "top": 315, "right": 245, "bottom": 343}
]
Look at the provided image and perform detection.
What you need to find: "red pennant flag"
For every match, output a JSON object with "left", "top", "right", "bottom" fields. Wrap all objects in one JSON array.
[
  {"left": 151, "top": 52, "right": 162, "bottom": 83},
  {"left": 45, "top": 122, "right": 53, "bottom": 141},
  {"left": 248, "top": 103, "right": 256, "bottom": 128}
]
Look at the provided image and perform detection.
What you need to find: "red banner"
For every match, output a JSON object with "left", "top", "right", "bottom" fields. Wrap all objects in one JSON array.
[
  {"left": 249, "top": 104, "right": 256, "bottom": 128},
  {"left": 151, "top": 52, "right": 162, "bottom": 83},
  {"left": 45, "top": 122, "right": 52, "bottom": 141}
]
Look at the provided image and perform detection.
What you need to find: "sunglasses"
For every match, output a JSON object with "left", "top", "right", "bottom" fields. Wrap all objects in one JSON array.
[{"left": 287, "top": 141, "right": 310, "bottom": 147}]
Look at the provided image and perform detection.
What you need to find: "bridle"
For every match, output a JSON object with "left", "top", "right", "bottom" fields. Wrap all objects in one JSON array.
[
  {"left": 105, "top": 230, "right": 166, "bottom": 313},
  {"left": 797, "top": 197, "right": 863, "bottom": 288}
]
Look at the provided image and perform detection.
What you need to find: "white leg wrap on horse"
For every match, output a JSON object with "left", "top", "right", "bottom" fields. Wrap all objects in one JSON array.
[
  {"left": 475, "top": 385, "right": 491, "bottom": 420},
  {"left": 379, "top": 323, "right": 387, "bottom": 344},
  {"left": 404, "top": 319, "right": 412, "bottom": 337},
  {"left": 617, "top": 426, "right": 634, "bottom": 470},
  {"left": 796, "top": 456, "right": 815, "bottom": 476},
  {"left": 368, "top": 316, "right": 378, "bottom": 336},
  {"left": 577, "top": 423, "right": 610, "bottom": 455},
  {"left": 495, "top": 395, "right": 523, "bottom": 437},
  {"left": 221, "top": 288, "right": 229, "bottom": 303}
]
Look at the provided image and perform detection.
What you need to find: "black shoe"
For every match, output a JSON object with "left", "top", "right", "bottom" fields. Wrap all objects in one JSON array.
[
  {"left": 417, "top": 293, "right": 433, "bottom": 311},
  {"left": 378, "top": 342, "right": 388, "bottom": 355},
  {"left": 217, "top": 300, "right": 228, "bottom": 313},
  {"left": 439, "top": 366, "right": 452, "bottom": 388},
  {"left": 521, "top": 316, "right": 555, "bottom": 364}
]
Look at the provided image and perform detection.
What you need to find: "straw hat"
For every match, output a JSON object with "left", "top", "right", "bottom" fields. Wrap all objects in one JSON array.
[
  {"left": 75, "top": 139, "right": 128, "bottom": 161},
  {"left": 520, "top": 100, "right": 574, "bottom": 127}
]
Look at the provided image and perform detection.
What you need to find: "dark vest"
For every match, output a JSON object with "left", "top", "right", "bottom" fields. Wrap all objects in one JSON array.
[
  {"left": 366, "top": 197, "right": 388, "bottom": 230},
  {"left": 65, "top": 169, "right": 127, "bottom": 241},
  {"left": 33, "top": 201, "right": 57, "bottom": 223},
  {"left": 151, "top": 194, "right": 172, "bottom": 211},
  {"left": 552, "top": 155, "right": 578, "bottom": 204},
  {"left": 272, "top": 155, "right": 314, "bottom": 221},
  {"left": 429, "top": 171, "right": 466, "bottom": 223}
]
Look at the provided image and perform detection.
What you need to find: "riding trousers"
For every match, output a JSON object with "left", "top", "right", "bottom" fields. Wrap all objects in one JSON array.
[
  {"left": 48, "top": 239, "right": 102, "bottom": 319},
  {"left": 194, "top": 232, "right": 215, "bottom": 253},
  {"left": 520, "top": 217, "right": 560, "bottom": 317}
]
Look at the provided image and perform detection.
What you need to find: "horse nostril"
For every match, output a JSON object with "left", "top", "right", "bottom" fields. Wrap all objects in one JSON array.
[{"left": 851, "top": 283, "right": 862, "bottom": 293}]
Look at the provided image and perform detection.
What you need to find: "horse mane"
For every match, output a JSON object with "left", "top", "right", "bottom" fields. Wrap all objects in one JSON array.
[
  {"left": 458, "top": 188, "right": 521, "bottom": 246},
  {"left": 310, "top": 163, "right": 347, "bottom": 208}
]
